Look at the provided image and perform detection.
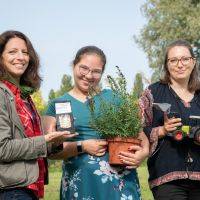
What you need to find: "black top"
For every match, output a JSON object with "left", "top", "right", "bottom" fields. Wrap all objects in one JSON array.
[{"left": 142, "top": 82, "right": 200, "bottom": 188}]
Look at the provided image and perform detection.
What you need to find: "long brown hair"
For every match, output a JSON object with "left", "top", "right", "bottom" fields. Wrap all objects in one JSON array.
[
  {"left": 0, "top": 30, "right": 42, "bottom": 89},
  {"left": 160, "top": 39, "right": 200, "bottom": 92}
]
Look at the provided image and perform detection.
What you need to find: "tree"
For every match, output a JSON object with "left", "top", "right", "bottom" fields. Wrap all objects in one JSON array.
[
  {"left": 48, "top": 89, "right": 56, "bottom": 101},
  {"left": 135, "top": 0, "right": 200, "bottom": 81},
  {"left": 31, "top": 90, "right": 46, "bottom": 115},
  {"left": 57, "top": 74, "right": 73, "bottom": 96},
  {"left": 132, "top": 73, "right": 144, "bottom": 98},
  {"left": 47, "top": 74, "right": 73, "bottom": 102}
]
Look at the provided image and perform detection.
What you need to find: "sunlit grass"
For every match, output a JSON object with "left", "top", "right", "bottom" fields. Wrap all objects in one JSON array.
[{"left": 138, "top": 164, "right": 154, "bottom": 200}]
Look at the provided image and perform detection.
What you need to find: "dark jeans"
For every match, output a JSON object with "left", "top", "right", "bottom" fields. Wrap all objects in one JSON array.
[
  {"left": 152, "top": 179, "right": 200, "bottom": 200},
  {"left": 0, "top": 188, "right": 38, "bottom": 200}
]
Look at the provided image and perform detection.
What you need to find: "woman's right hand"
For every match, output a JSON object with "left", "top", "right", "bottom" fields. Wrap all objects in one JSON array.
[
  {"left": 82, "top": 139, "right": 108, "bottom": 157},
  {"left": 159, "top": 113, "right": 182, "bottom": 138},
  {"left": 44, "top": 131, "right": 78, "bottom": 143}
]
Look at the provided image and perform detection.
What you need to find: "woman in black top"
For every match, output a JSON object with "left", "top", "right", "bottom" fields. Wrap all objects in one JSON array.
[{"left": 140, "top": 39, "right": 200, "bottom": 200}]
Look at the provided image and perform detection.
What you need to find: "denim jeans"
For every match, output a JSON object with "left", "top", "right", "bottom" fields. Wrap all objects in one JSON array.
[{"left": 0, "top": 188, "right": 38, "bottom": 200}]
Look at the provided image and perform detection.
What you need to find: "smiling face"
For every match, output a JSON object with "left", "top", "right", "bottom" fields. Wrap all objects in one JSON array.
[
  {"left": 2, "top": 37, "right": 29, "bottom": 80},
  {"left": 73, "top": 53, "right": 103, "bottom": 94},
  {"left": 167, "top": 46, "right": 196, "bottom": 84}
]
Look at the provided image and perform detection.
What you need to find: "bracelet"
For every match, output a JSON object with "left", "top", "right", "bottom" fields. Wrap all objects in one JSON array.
[{"left": 77, "top": 141, "right": 84, "bottom": 153}]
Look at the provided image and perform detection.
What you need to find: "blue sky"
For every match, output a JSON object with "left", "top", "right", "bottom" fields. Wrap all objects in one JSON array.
[{"left": 0, "top": 0, "right": 152, "bottom": 100}]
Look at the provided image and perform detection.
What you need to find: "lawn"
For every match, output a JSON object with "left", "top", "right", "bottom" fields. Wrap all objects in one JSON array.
[
  {"left": 44, "top": 162, "right": 153, "bottom": 200},
  {"left": 137, "top": 165, "right": 153, "bottom": 200}
]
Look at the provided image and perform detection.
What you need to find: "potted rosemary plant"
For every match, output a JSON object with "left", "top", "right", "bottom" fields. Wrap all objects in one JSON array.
[{"left": 89, "top": 66, "right": 142, "bottom": 165}]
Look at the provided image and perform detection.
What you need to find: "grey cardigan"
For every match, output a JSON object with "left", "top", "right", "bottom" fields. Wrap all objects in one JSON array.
[{"left": 0, "top": 83, "right": 47, "bottom": 189}]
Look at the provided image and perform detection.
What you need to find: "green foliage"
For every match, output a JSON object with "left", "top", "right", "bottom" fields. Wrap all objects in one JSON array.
[
  {"left": 48, "top": 74, "right": 73, "bottom": 102},
  {"left": 89, "top": 66, "right": 142, "bottom": 138},
  {"left": 135, "top": 0, "right": 200, "bottom": 80},
  {"left": 132, "top": 73, "right": 144, "bottom": 98},
  {"left": 57, "top": 74, "right": 73, "bottom": 96},
  {"left": 31, "top": 90, "right": 47, "bottom": 115},
  {"left": 48, "top": 89, "right": 56, "bottom": 101}
]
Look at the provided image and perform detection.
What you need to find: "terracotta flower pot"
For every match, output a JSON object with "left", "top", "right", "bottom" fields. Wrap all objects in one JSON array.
[{"left": 107, "top": 137, "right": 141, "bottom": 165}]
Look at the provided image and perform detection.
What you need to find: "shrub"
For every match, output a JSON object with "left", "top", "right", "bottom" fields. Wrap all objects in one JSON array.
[{"left": 89, "top": 66, "right": 142, "bottom": 138}]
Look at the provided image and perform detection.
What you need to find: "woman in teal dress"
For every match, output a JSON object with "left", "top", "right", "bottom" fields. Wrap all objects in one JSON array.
[{"left": 44, "top": 46, "right": 149, "bottom": 200}]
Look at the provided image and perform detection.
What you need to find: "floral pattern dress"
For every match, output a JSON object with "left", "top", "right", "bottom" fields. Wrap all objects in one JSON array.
[{"left": 46, "top": 89, "right": 142, "bottom": 200}]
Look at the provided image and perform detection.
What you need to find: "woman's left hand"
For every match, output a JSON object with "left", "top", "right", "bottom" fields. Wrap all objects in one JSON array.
[
  {"left": 118, "top": 132, "right": 149, "bottom": 169},
  {"left": 45, "top": 131, "right": 78, "bottom": 143}
]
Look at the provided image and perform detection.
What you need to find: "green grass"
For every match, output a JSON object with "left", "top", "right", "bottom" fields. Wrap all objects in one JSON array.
[
  {"left": 44, "top": 162, "right": 62, "bottom": 200},
  {"left": 44, "top": 162, "right": 153, "bottom": 200},
  {"left": 138, "top": 165, "right": 154, "bottom": 200}
]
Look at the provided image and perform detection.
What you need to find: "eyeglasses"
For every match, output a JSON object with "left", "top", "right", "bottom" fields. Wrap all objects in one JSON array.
[
  {"left": 79, "top": 65, "right": 103, "bottom": 79},
  {"left": 167, "top": 56, "right": 194, "bottom": 67}
]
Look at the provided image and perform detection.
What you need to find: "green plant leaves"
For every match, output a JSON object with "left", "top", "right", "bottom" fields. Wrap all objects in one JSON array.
[{"left": 89, "top": 66, "right": 142, "bottom": 138}]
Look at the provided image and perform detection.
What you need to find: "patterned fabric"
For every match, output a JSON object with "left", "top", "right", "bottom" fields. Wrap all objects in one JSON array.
[
  {"left": 140, "top": 82, "right": 200, "bottom": 189},
  {"left": 46, "top": 89, "right": 142, "bottom": 200},
  {"left": 139, "top": 88, "right": 153, "bottom": 127},
  {"left": 2, "top": 80, "right": 47, "bottom": 198},
  {"left": 150, "top": 171, "right": 200, "bottom": 188},
  {"left": 139, "top": 89, "right": 160, "bottom": 155}
]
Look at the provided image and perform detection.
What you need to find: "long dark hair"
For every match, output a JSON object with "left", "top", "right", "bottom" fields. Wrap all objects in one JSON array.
[
  {"left": 0, "top": 30, "right": 42, "bottom": 89},
  {"left": 160, "top": 39, "right": 200, "bottom": 92}
]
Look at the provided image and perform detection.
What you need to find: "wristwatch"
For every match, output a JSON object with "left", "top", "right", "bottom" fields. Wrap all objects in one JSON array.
[{"left": 77, "top": 141, "right": 83, "bottom": 153}]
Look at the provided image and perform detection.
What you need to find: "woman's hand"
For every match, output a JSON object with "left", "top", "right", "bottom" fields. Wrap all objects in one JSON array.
[
  {"left": 44, "top": 131, "right": 78, "bottom": 143},
  {"left": 82, "top": 139, "right": 108, "bottom": 157},
  {"left": 159, "top": 113, "right": 182, "bottom": 138},
  {"left": 42, "top": 116, "right": 78, "bottom": 143},
  {"left": 118, "top": 132, "right": 149, "bottom": 169}
]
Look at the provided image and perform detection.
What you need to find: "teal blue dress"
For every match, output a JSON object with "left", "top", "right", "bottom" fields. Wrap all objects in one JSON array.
[{"left": 46, "top": 89, "right": 141, "bottom": 200}]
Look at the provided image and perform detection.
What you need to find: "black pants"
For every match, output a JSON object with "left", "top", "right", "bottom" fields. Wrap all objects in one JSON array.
[
  {"left": 152, "top": 179, "right": 200, "bottom": 200},
  {"left": 0, "top": 188, "right": 38, "bottom": 200}
]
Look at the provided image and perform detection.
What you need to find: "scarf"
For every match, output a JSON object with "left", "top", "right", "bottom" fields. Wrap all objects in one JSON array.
[{"left": 3, "top": 74, "right": 35, "bottom": 99}]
